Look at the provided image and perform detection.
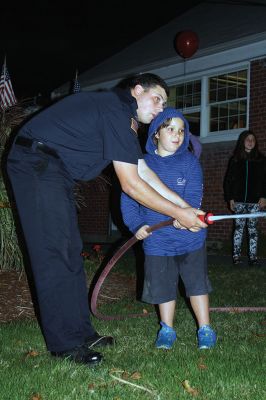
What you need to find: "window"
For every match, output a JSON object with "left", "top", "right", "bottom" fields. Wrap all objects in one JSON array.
[
  {"left": 168, "top": 80, "right": 201, "bottom": 136},
  {"left": 209, "top": 70, "right": 247, "bottom": 132},
  {"left": 167, "top": 68, "right": 248, "bottom": 141}
]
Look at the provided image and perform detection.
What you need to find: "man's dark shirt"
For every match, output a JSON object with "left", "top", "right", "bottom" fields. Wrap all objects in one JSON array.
[{"left": 18, "top": 89, "right": 143, "bottom": 181}]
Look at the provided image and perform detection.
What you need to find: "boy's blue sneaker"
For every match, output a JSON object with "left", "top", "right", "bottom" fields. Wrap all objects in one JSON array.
[
  {"left": 155, "top": 322, "right": 177, "bottom": 349},
  {"left": 197, "top": 325, "right": 217, "bottom": 349}
]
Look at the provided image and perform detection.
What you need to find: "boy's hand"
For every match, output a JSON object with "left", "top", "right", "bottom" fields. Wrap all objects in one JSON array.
[
  {"left": 135, "top": 225, "right": 151, "bottom": 240},
  {"left": 173, "top": 220, "right": 186, "bottom": 229}
]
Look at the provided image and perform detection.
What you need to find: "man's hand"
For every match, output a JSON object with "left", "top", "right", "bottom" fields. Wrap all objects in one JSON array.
[{"left": 174, "top": 207, "right": 207, "bottom": 231}]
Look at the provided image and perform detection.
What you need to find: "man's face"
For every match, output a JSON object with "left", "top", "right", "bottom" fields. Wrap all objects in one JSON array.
[{"left": 132, "top": 85, "right": 167, "bottom": 124}]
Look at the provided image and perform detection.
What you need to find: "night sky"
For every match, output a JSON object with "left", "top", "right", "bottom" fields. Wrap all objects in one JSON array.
[{"left": 0, "top": 1, "right": 202, "bottom": 99}]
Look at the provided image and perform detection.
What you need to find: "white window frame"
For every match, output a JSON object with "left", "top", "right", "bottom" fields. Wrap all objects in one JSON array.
[{"left": 168, "top": 62, "right": 250, "bottom": 144}]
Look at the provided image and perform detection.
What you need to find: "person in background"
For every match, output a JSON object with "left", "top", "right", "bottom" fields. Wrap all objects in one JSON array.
[
  {"left": 224, "top": 130, "right": 266, "bottom": 266},
  {"left": 188, "top": 131, "right": 202, "bottom": 159},
  {"left": 6, "top": 73, "right": 207, "bottom": 367},
  {"left": 121, "top": 107, "right": 216, "bottom": 350}
]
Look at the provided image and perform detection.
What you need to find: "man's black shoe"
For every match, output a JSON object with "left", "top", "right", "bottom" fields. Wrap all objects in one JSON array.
[
  {"left": 51, "top": 344, "right": 102, "bottom": 366},
  {"left": 85, "top": 333, "right": 114, "bottom": 348}
]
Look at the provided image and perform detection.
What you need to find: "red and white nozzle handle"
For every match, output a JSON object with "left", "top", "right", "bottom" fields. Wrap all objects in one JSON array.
[{"left": 198, "top": 212, "right": 214, "bottom": 225}]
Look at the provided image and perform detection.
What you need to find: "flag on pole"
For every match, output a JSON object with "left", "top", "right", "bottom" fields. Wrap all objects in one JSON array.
[
  {"left": 0, "top": 57, "right": 17, "bottom": 110},
  {"left": 72, "top": 69, "right": 81, "bottom": 94}
]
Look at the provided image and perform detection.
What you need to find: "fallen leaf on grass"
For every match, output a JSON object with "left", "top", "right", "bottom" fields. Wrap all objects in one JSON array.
[
  {"left": 88, "top": 381, "right": 117, "bottom": 391},
  {"left": 198, "top": 363, "right": 207, "bottom": 370},
  {"left": 130, "top": 371, "right": 141, "bottom": 380},
  {"left": 109, "top": 368, "right": 124, "bottom": 374},
  {"left": 198, "top": 356, "right": 207, "bottom": 369},
  {"left": 88, "top": 383, "right": 95, "bottom": 390},
  {"left": 182, "top": 380, "right": 199, "bottom": 396},
  {"left": 26, "top": 350, "right": 40, "bottom": 357},
  {"left": 121, "top": 370, "right": 141, "bottom": 380},
  {"left": 31, "top": 394, "right": 42, "bottom": 400}
]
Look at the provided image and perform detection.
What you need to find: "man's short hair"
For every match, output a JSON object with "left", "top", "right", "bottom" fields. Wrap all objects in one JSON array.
[{"left": 116, "top": 73, "right": 169, "bottom": 96}]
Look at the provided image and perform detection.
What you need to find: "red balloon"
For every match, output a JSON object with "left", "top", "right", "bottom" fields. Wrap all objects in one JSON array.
[{"left": 175, "top": 31, "right": 199, "bottom": 59}]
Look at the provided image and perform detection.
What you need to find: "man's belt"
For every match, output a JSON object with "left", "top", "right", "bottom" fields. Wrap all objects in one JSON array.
[{"left": 15, "top": 136, "right": 59, "bottom": 159}]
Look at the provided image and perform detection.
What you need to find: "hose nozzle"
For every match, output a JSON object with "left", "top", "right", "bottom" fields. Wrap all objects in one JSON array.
[{"left": 198, "top": 212, "right": 214, "bottom": 225}]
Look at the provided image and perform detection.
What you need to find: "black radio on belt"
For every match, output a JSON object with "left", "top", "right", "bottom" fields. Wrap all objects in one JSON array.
[{"left": 15, "top": 136, "right": 59, "bottom": 159}]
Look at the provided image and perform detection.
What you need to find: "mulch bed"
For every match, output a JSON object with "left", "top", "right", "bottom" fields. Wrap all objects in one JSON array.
[
  {"left": 0, "top": 269, "right": 136, "bottom": 323},
  {"left": 0, "top": 271, "right": 35, "bottom": 323}
]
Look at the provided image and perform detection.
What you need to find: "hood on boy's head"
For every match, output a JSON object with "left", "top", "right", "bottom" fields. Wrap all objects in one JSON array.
[{"left": 146, "top": 107, "right": 190, "bottom": 155}]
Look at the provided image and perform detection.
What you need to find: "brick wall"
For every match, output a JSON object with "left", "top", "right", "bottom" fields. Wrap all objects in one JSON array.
[
  {"left": 77, "top": 179, "right": 110, "bottom": 236},
  {"left": 249, "top": 58, "right": 266, "bottom": 153},
  {"left": 248, "top": 58, "right": 266, "bottom": 236},
  {"left": 201, "top": 142, "right": 235, "bottom": 240}
]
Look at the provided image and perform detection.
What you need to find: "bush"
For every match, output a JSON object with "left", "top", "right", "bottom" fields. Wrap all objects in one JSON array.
[{"left": 0, "top": 99, "right": 35, "bottom": 271}]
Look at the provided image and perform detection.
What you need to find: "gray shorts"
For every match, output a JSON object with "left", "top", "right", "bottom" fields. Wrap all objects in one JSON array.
[{"left": 142, "top": 245, "right": 212, "bottom": 304}]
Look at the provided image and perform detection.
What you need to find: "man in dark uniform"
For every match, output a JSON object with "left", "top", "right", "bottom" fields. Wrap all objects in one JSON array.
[{"left": 6, "top": 73, "right": 206, "bottom": 367}]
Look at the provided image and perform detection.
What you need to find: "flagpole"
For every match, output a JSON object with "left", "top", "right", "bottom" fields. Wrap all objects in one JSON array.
[
  {"left": 1, "top": 55, "right": 6, "bottom": 124},
  {"left": 3, "top": 55, "right": 6, "bottom": 77},
  {"left": 72, "top": 68, "right": 81, "bottom": 94},
  {"left": 0, "top": 54, "right": 17, "bottom": 114}
]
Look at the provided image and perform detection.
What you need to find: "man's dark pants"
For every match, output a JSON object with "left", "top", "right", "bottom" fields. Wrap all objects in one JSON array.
[{"left": 7, "top": 143, "right": 95, "bottom": 352}]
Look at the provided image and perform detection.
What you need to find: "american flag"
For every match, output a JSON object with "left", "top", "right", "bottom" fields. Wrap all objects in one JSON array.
[
  {"left": 72, "top": 69, "right": 81, "bottom": 93},
  {"left": 0, "top": 58, "right": 17, "bottom": 110}
]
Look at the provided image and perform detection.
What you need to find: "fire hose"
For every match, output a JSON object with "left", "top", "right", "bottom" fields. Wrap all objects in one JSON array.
[{"left": 90, "top": 212, "right": 266, "bottom": 320}]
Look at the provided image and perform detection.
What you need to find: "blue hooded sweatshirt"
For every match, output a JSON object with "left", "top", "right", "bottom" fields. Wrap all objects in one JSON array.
[{"left": 120, "top": 107, "right": 206, "bottom": 256}]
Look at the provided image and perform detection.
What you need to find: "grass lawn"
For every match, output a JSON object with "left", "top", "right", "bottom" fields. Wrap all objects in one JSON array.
[{"left": 0, "top": 255, "right": 265, "bottom": 400}]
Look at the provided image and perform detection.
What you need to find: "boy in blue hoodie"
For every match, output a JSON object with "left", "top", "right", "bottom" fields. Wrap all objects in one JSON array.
[{"left": 120, "top": 107, "right": 216, "bottom": 350}]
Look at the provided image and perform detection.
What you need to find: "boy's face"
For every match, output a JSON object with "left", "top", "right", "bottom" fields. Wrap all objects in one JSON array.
[
  {"left": 132, "top": 85, "right": 167, "bottom": 124},
  {"left": 155, "top": 117, "right": 185, "bottom": 157}
]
